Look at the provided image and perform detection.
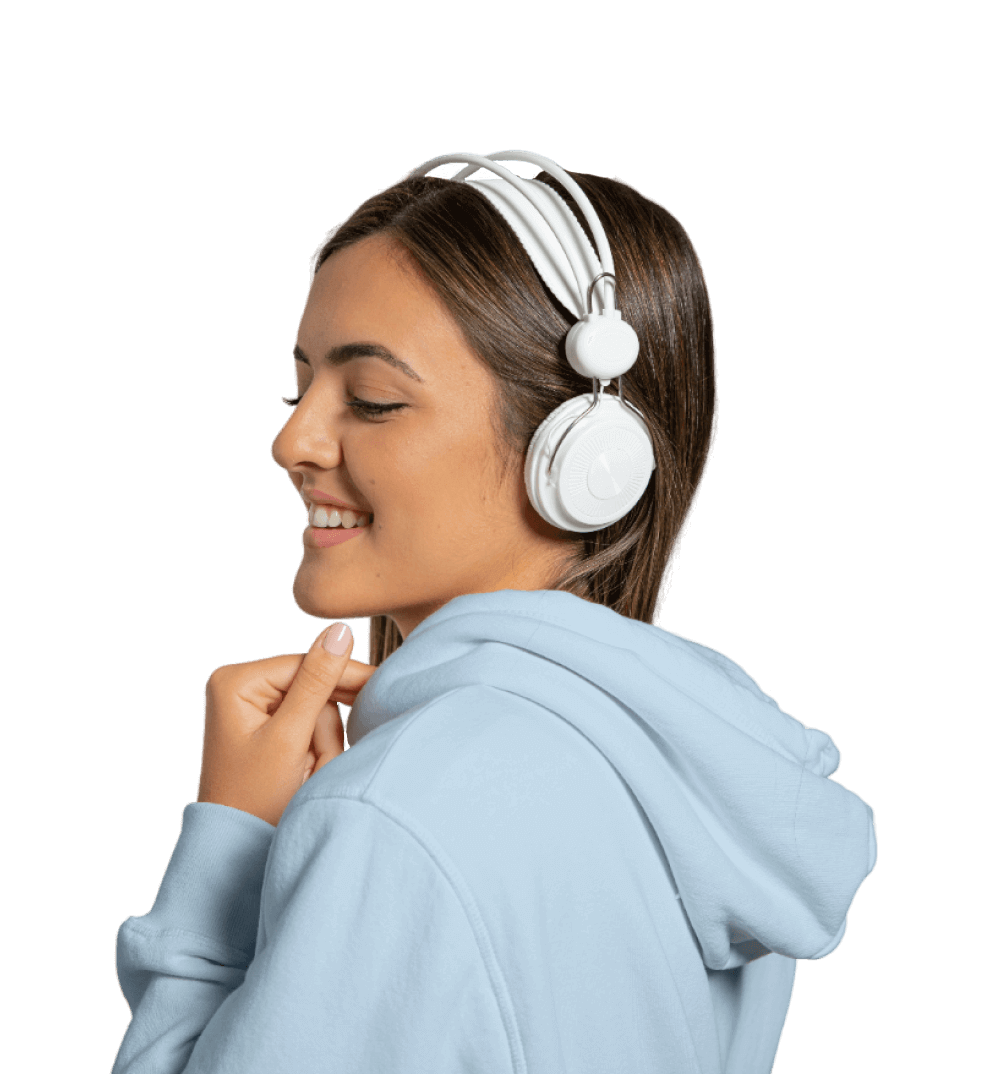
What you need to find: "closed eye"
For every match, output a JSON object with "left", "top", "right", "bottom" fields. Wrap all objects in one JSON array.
[{"left": 282, "top": 395, "right": 408, "bottom": 421}]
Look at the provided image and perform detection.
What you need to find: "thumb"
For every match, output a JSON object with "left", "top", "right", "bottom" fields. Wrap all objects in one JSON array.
[
  {"left": 319, "top": 621, "right": 354, "bottom": 659},
  {"left": 274, "top": 622, "right": 354, "bottom": 738}
]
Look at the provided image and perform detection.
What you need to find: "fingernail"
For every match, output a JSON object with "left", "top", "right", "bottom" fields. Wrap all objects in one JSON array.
[{"left": 323, "top": 622, "right": 351, "bottom": 655}]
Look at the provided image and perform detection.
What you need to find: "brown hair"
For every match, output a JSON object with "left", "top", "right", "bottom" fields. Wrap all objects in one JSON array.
[{"left": 310, "top": 169, "right": 716, "bottom": 667}]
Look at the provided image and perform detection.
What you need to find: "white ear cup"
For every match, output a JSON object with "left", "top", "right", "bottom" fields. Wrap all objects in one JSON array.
[{"left": 525, "top": 391, "right": 656, "bottom": 532}]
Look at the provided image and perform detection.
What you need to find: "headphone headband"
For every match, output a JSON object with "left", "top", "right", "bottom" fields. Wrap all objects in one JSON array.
[{"left": 405, "top": 152, "right": 614, "bottom": 317}]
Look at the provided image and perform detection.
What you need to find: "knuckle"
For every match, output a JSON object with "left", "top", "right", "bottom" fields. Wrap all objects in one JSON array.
[{"left": 294, "top": 661, "right": 338, "bottom": 697}]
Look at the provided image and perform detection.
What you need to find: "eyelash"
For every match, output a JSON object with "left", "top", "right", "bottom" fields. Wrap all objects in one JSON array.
[{"left": 281, "top": 395, "right": 407, "bottom": 421}]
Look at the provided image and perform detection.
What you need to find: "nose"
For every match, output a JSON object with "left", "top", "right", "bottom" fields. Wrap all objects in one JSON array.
[{"left": 271, "top": 399, "right": 341, "bottom": 474}]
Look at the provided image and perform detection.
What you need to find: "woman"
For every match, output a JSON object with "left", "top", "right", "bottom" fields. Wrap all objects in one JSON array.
[{"left": 112, "top": 151, "right": 877, "bottom": 1074}]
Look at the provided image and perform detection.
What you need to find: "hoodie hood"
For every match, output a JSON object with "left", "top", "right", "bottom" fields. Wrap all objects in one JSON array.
[{"left": 347, "top": 588, "right": 877, "bottom": 972}]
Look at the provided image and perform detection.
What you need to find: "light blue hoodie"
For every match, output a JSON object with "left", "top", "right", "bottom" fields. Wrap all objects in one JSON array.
[{"left": 113, "top": 588, "right": 877, "bottom": 1074}]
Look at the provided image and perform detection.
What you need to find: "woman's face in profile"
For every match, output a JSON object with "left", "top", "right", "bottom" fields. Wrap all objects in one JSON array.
[{"left": 272, "top": 234, "right": 571, "bottom": 640}]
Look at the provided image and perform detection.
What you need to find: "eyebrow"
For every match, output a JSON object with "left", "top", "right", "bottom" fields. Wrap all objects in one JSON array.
[{"left": 293, "top": 342, "right": 425, "bottom": 384}]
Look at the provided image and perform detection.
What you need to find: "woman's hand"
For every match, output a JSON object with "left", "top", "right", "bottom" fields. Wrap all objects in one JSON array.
[{"left": 196, "top": 623, "right": 376, "bottom": 828}]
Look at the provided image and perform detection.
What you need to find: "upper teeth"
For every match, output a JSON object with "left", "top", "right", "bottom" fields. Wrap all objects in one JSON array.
[{"left": 308, "top": 504, "right": 372, "bottom": 529}]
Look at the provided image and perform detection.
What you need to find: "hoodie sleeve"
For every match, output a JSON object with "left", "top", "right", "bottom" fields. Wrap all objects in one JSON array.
[{"left": 112, "top": 797, "right": 515, "bottom": 1074}]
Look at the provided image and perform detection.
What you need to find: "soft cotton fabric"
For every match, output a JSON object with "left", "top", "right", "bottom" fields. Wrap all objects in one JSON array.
[{"left": 113, "top": 588, "right": 877, "bottom": 1073}]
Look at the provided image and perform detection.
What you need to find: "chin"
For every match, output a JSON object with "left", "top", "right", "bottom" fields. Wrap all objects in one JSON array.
[
  {"left": 292, "top": 568, "right": 347, "bottom": 620},
  {"left": 291, "top": 565, "right": 384, "bottom": 624}
]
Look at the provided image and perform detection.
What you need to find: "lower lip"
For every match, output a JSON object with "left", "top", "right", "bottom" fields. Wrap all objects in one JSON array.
[{"left": 306, "top": 524, "right": 370, "bottom": 548}]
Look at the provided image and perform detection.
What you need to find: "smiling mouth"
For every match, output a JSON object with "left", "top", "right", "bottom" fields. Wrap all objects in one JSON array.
[{"left": 307, "top": 504, "right": 373, "bottom": 529}]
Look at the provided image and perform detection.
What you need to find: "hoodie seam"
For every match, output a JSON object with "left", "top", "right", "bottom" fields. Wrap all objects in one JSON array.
[{"left": 299, "top": 791, "right": 527, "bottom": 1074}]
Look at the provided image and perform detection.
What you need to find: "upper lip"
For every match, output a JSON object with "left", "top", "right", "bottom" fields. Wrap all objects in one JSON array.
[{"left": 301, "top": 488, "right": 372, "bottom": 515}]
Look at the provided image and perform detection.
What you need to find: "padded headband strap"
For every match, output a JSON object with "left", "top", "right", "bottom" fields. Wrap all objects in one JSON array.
[{"left": 467, "top": 176, "right": 606, "bottom": 319}]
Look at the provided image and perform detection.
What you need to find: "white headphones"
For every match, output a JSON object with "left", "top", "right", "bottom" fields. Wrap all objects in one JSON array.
[{"left": 409, "top": 150, "right": 657, "bottom": 534}]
